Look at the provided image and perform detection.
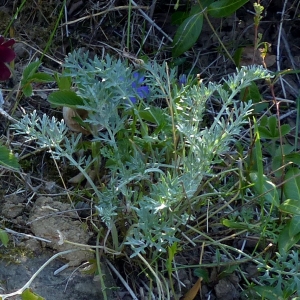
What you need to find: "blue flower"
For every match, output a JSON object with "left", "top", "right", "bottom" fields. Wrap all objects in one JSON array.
[
  {"left": 178, "top": 74, "right": 187, "bottom": 87},
  {"left": 129, "top": 72, "right": 150, "bottom": 104}
]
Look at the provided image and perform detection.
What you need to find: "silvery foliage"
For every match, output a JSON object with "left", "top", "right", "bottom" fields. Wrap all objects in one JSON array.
[
  {"left": 12, "top": 111, "right": 82, "bottom": 160},
  {"left": 256, "top": 250, "right": 300, "bottom": 296},
  {"left": 11, "top": 50, "right": 271, "bottom": 256}
]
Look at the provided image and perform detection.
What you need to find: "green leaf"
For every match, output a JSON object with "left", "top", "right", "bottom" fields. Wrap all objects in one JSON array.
[
  {"left": 22, "top": 84, "right": 33, "bottom": 97},
  {"left": 171, "top": 11, "right": 189, "bottom": 25},
  {"left": 166, "top": 242, "right": 178, "bottom": 271},
  {"left": 280, "top": 123, "right": 291, "bottom": 136},
  {"left": 21, "top": 61, "right": 41, "bottom": 84},
  {"left": 28, "top": 73, "right": 54, "bottom": 83},
  {"left": 271, "top": 145, "right": 294, "bottom": 175},
  {"left": 253, "top": 285, "right": 283, "bottom": 300},
  {"left": 268, "top": 115, "right": 277, "bottom": 136},
  {"left": 253, "top": 119, "right": 264, "bottom": 191},
  {"left": 21, "top": 289, "right": 45, "bottom": 300},
  {"left": 279, "top": 199, "right": 300, "bottom": 215},
  {"left": 172, "top": 13, "right": 203, "bottom": 57},
  {"left": 288, "top": 215, "right": 300, "bottom": 237},
  {"left": 194, "top": 268, "right": 209, "bottom": 282},
  {"left": 48, "top": 90, "right": 85, "bottom": 108},
  {"left": 0, "top": 145, "right": 19, "bottom": 170},
  {"left": 207, "top": 0, "right": 249, "bottom": 18},
  {"left": 284, "top": 153, "right": 300, "bottom": 166},
  {"left": 257, "top": 115, "right": 290, "bottom": 139},
  {"left": 240, "top": 82, "right": 268, "bottom": 112},
  {"left": 258, "top": 125, "right": 274, "bottom": 139},
  {"left": 219, "top": 265, "right": 239, "bottom": 278},
  {"left": 0, "top": 229, "right": 9, "bottom": 247},
  {"left": 259, "top": 115, "right": 268, "bottom": 127},
  {"left": 233, "top": 47, "right": 243, "bottom": 68},
  {"left": 55, "top": 73, "right": 72, "bottom": 91},
  {"left": 187, "top": 0, "right": 215, "bottom": 16},
  {"left": 222, "top": 219, "right": 248, "bottom": 229},
  {"left": 240, "top": 82, "right": 261, "bottom": 103},
  {"left": 278, "top": 221, "right": 300, "bottom": 254},
  {"left": 283, "top": 167, "right": 300, "bottom": 200},
  {"left": 250, "top": 172, "right": 279, "bottom": 207}
]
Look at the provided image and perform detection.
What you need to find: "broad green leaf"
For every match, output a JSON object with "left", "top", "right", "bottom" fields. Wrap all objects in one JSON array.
[
  {"left": 54, "top": 73, "right": 72, "bottom": 91},
  {"left": 253, "top": 101, "right": 268, "bottom": 113},
  {"left": 172, "top": 13, "right": 203, "bottom": 58},
  {"left": 289, "top": 215, "right": 300, "bottom": 237},
  {"left": 0, "top": 145, "right": 19, "bottom": 170},
  {"left": 233, "top": 47, "right": 243, "bottom": 67},
  {"left": 222, "top": 219, "right": 248, "bottom": 229},
  {"left": 28, "top": 73, "right": 54, "bottom": 83},
  {"left": 273, "top": 144, "right": 294, "bottom": 158},
  {"left": 250, "top": 172, "right": 279, "bottom": 207},
  {"left": 21, "top": 288, "right": 45, "bottom": 300},
  {"left": 139, "top": 107, "right": 170, "bottom": 127},
  {"left": 194, "top": 268, "right": 209, "bottom": 282},
  {"left": 0, "top": 229, "right": 9, "bottom": 247},
  {"left": 240, "top": 82, "right": 268, "bottom": 112},
  {"left": 268, "top": 115, "right": 277, "bottom": 137},
  {"left": 188, "top": 0, "right": 215, "bottom": 16},
  {"left": 284, "top": 153, "right": 300, "bottom": 166},
  {"left": 207, "top": 0, "right": 249, "bottom": 18},
  {"left": 22, "top": 84, "right": 33, "bottom": 97},
  {"left": 283, "top": 167, "right": 300, "bottom": 200},
  {"left": 272, "top": 145, "right": 296, "bottom": 176},
  {"left": 171, "top": 11, "right": 189, "bottom": 25},
  {"left": 48, "top": 90, "right": 85, "bottom": 108},
  {"left": 280, "top": 123, "right": 291, "bottom": 136},
  {"left": 258, "top": 117, "right": 290, "bottom": 139},
  {"left": 279, "top": 199, "right": 300, "bottom": 215},
  {"left": 259, "top": 115, "right": 268, "bottom": 127},
  {"left": 21, "top": 61, "right": 41, "bottom": 84},
  {"left": 278, "top": 221, "right": 300, "bottom": 254},
  {"left": 258, "top": 125, "right": 274, "bottom": 139},
  {"left": 240, "top": 82, "right": 262, "bottom": 103}
]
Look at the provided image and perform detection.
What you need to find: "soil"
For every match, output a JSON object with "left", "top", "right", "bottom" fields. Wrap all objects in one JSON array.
[
  {"left": 0, "top": 253, "right": 106, "bottom": 300},
  {"left": 0, "top": 0, "right": 300, "bottom": 299},
  {"left": 0, "top": 194, "right": 118, "bottom": 300}
]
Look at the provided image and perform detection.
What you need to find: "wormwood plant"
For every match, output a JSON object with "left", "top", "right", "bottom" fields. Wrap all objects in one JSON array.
[
  {"left": 11, "top": 51, "right": 270, "bottom": 292},
  {"left": 252, "top": 250, "right": 300, "bottom": 299}
]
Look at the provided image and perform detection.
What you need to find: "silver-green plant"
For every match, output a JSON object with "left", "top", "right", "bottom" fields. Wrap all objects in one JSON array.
[
  {"left": 11, "top": 51, "right": 271, "bottom": 258},
  {"left": 252, "top": 250, "right": 300, "bottom": 298}
]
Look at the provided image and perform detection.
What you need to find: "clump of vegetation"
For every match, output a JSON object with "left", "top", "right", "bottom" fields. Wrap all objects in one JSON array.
[
  {"left": 10, "top": 51, "right": 269, "bottom": 299},
  {"left": 1, "top": 0, "right": 300, "bottom": 299}
]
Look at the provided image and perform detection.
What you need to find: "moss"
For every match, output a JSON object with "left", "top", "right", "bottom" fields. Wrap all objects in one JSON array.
[
  {"left": 0, "top": 10, "right": 12, "bottom": 33},
  {"left": 0, "top": 242, "right": 34, "bottom": 264}
]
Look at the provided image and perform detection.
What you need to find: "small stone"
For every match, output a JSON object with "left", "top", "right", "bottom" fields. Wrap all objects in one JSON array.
[
  {"left": 2, "top": 202, "right": 24, "bottom": 219},
  {"left": 214, "top": 279, "right": 239, "bottom": 300},
  {"left": 29, "top": 196, "right": 94, "bottom": 266}
]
